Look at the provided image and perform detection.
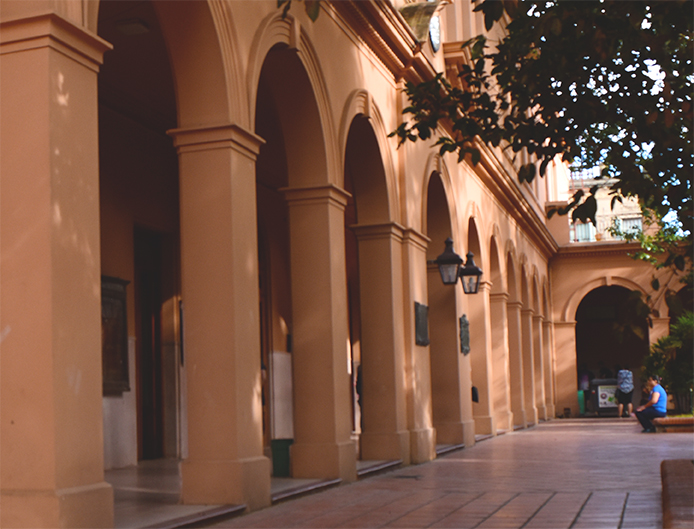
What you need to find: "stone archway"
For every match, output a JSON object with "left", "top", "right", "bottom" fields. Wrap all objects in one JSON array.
[
  {"left": 254, "top": 42, "right": 355, "bottom": 482},
  {"left": 505, "top": 252, "right": 526, "bottom": 428},
  {"left": 343, "top": 113, "right": 408, "bottom": 465},
  {"left": 575, "top": 285, "right": 650, "bottom": 387},
  {"left": 425, "top": 173, "right": 475, "bottom": 449},
  {"left": 99, "top": 0, "right": 271, "bottom": 511},
  {"left": 489, "top": 236, "right": 513, "bottom": 431}
]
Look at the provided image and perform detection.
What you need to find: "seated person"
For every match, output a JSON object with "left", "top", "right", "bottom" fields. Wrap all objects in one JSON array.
[{"left": 634, "top": 375, "right": 667, "bottom": 432}]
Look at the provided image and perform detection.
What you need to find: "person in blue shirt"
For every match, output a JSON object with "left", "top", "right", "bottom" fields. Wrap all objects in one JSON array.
[{"left": 635, "top": 375, "right": 668, "bottom": 432}]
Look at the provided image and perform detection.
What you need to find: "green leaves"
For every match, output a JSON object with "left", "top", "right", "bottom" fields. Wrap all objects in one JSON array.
[
  {"left": 394, "top": 0, "right": 692, "bottom": 253},
  {"left": 278, "top": 0, "right": 321, "bottom": 22}
]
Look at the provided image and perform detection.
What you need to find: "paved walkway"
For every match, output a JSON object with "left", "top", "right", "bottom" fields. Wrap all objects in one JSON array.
[{"left": 204, "top": 419, "right": 694, "bottom": 529}]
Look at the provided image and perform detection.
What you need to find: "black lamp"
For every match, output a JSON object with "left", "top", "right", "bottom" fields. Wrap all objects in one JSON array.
[{"left": 433, "top": 238, "right": 482, "bottom": 294}]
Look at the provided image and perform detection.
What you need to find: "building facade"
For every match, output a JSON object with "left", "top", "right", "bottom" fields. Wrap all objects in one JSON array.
[{"left": 0, "top": 1, "right": 679, "bottom": 527}]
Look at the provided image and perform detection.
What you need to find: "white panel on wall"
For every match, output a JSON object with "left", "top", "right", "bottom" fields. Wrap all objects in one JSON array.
[{"left": 271, "top": 350, "right": 294, "bottom": 440}]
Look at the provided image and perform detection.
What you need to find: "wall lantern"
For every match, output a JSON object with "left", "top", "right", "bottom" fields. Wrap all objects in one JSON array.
[{"left": 432, "top": 238, "right": 483, "bottom": 294}]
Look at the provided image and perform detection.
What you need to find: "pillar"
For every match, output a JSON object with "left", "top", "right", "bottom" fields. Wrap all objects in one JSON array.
[
  {"left": 169, "top": 124, "right": 271, "bottom": 510},
  {"left": 402, "top": 230, "right": 438, "bottom": 462},
  {"left": 490, "top": 292, "right": 513, "bottom": 431},
  {"left": 353, "top": 224, "right": 410, "bottom": 463},
  {"left": 283, "top": 185, "right": 357, "bottom": 482},
  {"left": 427, "top": 263, "right": 474, "bottom": 447},
  {"left": 521, "top": 308, "right": 538, "bottom": 425},
  {"left": 553, "top": 321, "right": 579, "bottom": 416},
  {"left": 506, "top": 301, "right": 526, "bottom": 428},
  {"left": 543, "top": 320, "right": 556, "bottom": 418},
  {"left": 533, "top": 314, "right": 547, "bottom": 420},
  {"left": 470, "top": 282, "right": 496, "bottom": 435},
  {"left": 0, "top": 13, "right": 113, "bottom": 528}
]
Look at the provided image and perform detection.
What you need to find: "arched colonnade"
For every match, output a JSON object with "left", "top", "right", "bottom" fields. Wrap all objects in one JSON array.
[{"left": 0, "top": 2, "right": 559, "bottom": 527}]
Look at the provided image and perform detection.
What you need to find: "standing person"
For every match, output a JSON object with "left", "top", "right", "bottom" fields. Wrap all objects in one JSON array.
[
  {"left": 635, "top": 375, "right": 667, "bottom": 432},
  {"left": 616, "top": 368, "right": 634, "bottom": 418}
]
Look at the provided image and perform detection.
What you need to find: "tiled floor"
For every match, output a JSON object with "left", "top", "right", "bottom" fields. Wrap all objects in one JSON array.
[{"left": 201, "top": 419, "right": 693, "bottom": 529}]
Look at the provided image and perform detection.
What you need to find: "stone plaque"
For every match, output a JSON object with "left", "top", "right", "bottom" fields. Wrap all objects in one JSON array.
[
  {"left": 415, "top": 302, "right": 430, "bottom": 346},
  {"left": 459, "top": 314, "right": 470, "bottom": 355}
]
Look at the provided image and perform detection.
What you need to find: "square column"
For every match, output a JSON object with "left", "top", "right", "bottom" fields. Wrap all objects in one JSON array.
[
  {"left": 553, "top": 321, "right": 579, "bottom": 416},
  {"left": 352, "top": 223, "right": 410, "bottom": 463},
  {"left": 0, "top": 13, "right": 113, "bottom": 528},
  {"left": 506, "top": 301, "right": 527, "bottom": 428},
  {"left": 470, "top": 282, "right": 496, "bottom": 435},
  {"left": 521, "top": 308, "right": 538, "bottom": 425},
  {"left": 402, "top": 230, "right": 437, "bottom": 463},
  {"left": 169, "top": 124, "right": 271, "bottom": 510},
  {"left": 427, "top": 264, "right": 474, "bottom": 448},
  {"left": 533, "top": 315, "right": 547, "bottom": 420},
  {"left": 543, "top": 320, "right": 556, "bottom": 418},
  {"left": 283, "top": 185, "right": 356, "bottom": 482},
  {"left": 490, "top": 292, "right": 513, "bottom": 431}
]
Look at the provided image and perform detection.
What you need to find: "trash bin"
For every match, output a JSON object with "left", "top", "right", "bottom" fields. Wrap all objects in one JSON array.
[
  {"left": 589, "top": 378, "right": 618, "bottom": 416},
  {"left": 578, "top": 389, "right": 585, "bottom": 415},
  {"left": 271, "top": 439, "right": 293, "bottom": 477}
]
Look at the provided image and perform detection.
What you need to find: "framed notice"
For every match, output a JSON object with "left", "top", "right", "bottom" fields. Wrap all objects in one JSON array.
[
  {"left": 415, "top": 302, "right": 430, "bottom": 346},
  {"left": 101, "top": 276, "right": 130, "bottom": 396}
]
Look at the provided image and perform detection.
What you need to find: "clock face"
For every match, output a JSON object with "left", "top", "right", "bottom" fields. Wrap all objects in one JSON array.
[{"left": 429, "top": 14, "right": 441, "bottom": 52}]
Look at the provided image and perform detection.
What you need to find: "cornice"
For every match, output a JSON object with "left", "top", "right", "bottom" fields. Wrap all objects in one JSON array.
[
  {"left": 329, "top": 0, "right": 436, "bottom": 84},
  {"left": 328, "top": 5, "right": 558, "bottom": 259},
  {"left": 551, "top": 241, "right": 643, "bottom": 260}
]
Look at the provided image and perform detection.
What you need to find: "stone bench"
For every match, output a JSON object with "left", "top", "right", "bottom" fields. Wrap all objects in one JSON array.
[
  {"left": 661, "top": 459, "right": 694, "bottom": 528},
  {"left": 653, "top": 416, "right": 694, "bottom": 433}
]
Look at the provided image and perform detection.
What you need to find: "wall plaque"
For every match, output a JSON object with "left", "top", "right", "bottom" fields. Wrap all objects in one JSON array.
[
  {"left": 415, "top": 302, "right": 430, "bottom": 346},
  {"left": 101, "top": 276, "right": 130, "bottom": 395},
  {"left": 459, "top": 314, "right": 470, "bottom": 355}
]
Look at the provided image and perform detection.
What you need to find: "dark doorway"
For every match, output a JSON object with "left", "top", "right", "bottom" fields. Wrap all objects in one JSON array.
[
  {"left": 134, "top": 227, "right": 165, "bottom": 460},
  {"left": 575, "top": 285, "right": 650, "bottom": 378}
]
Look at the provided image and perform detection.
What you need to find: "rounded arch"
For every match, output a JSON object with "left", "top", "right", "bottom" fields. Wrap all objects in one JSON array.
[
  {"left": 152, "top": 0, "right": 241, "bottom": 127},
  {"left": 422, "top": 156, "right": 460, "bottom": 240},
  {"left": 531, "top": 267, "right": 541, "bottom": 314},
  {"left": 248, "top": 11, "right": 339, "bottom": 185},
  {"left": 542, "top": 279, "right": 551, "bottom": 319},
  {"left": 340, "top": 90, "right": 399, "bottom": 223},
  {"left": 520, "top": 259, "right": 532, "bottom": 307},
  {"left": 561, "top": 276, "right": 652, "bottom": 322},
  {"left": 506, "top": 246, "right": 519, "bottom": 302},
  {"left": 489, "top": 233, "right": 505, "bottom": 294},
  {"left": 466, "top": 215, "right": 485, "bottom": 272}
]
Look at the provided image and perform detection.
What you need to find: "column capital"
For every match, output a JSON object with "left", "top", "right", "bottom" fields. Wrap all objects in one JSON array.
[
  {"left": 168, "top": 123, "right": 265, "bottom": 159},
  {"left": 350, "top": 222, "right": 405, "bottom": 242},
  {"left": 401, "top": 228, "right": 430, "bottom": 252},
  {"left": 478, "top": 280, "right": 493, "bottom": 294},
  {"left": 490, "top": 291, "right": 510, "bottom": 303},
  {"left": 507, "top": 300, "right": 524, "bottom": 310},
  {"left": 281, "top": 184, "right": 351, "bottom": 209},
  {"left": 0, "top": 12, "right": 112, "bottom": 71}
]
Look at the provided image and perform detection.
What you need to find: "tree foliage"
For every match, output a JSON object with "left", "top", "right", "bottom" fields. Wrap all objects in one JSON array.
[
  {"left": 391, "top": 0, "right": 693, "bottom": 242},
  {"left": 642, "top": 311, "right": 693, "bottom": 412}
]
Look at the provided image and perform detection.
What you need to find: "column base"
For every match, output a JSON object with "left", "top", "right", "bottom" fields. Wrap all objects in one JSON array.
[
  {"left": 1, "top": 481, "right": 113, "bottom": 529},
  {"left": 433, "top": 421, "right": 466, "bottom": 445},
  {"left": 360, "top": 430, "right": 410, "bottom": 464},
  {"left": 536, "top": 405, "right": 548, "bottom": 421},
  {"left": 474, "top": 415, "right": 496, "bottom": 436},
  {"left": 495, "top": 411, "right": 514, "bottom": 432},
  {"left": 513, "top": 409, "right": 527, "bottom": 429},
  {"left": 545, "top": 404, "right": 556, "bottom": 418},
  {"left": 291, "top": 440, "right": 356, "bottom": 482},
  {"left": 181, "top": 456, "right": 271, "bottom": 511},
  {"left": 409, "top": 427, "right": 436, "bottom": 464},
  {"left": 525, "top": 406, "right": 538, "bottom": 426}
]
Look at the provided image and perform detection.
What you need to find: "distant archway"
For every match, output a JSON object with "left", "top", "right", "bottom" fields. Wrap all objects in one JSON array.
[{"left": 575, "top": 286, "right": 650, "bottom": 382}]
